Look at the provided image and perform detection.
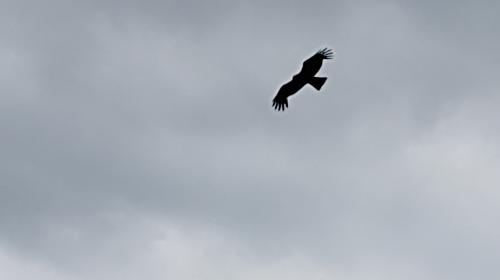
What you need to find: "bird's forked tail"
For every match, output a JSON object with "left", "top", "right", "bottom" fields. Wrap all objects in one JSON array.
[{"left": 309, "top": 77, "right": 327, "bottom": 91}]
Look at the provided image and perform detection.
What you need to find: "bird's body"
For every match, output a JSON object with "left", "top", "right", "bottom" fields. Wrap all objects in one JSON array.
[{"left": 272, "top": 48, "right": 333, "bottom": 111}]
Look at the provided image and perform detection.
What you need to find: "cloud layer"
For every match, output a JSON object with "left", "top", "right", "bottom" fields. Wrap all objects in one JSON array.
[{"left": 1, "top": 0, "right": 500, "bottom": 279}]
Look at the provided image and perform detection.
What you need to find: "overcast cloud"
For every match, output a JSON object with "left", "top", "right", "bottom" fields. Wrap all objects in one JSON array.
[{"left": 1, "top": 0, "right": 500, "bottom": 279}]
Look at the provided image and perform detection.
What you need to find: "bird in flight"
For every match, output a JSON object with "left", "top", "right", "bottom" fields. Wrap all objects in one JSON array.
[{"left": 272, "top": 48, "right": 333, "bottom": 111}]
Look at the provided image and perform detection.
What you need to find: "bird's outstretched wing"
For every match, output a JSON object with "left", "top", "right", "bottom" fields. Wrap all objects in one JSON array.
[
  {"left": 315, "top": 48, "right": 334, "bottom": 60},
  {"left": 272, "top": 78, "right": 305, "bottom": 111},
  {"left": 299, "top": 48, "right": 334, "bottom": 76},
  {"left": 272, "top": 94, "right": 288, "bottom": 111}
]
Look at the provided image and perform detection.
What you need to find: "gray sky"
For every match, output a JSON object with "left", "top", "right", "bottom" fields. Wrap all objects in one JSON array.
[{"left": 1, "top": 0, "right": 500, "bottom": 279}]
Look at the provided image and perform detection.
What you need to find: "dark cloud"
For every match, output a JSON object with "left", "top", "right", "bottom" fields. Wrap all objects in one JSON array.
[{"left": 1, "top": 0, "right": 500, "bottom": 279}]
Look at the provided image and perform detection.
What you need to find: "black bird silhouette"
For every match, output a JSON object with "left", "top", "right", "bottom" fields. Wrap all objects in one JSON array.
[{"left": 272, "top": 48, "right": 333, "bottom": 111}]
